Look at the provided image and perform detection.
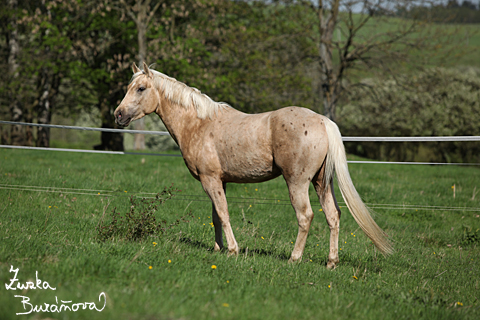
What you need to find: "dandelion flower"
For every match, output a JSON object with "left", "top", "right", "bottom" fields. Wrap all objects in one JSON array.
[
  {"left": 261, "top": 236, "right": 264, "bottom": 240},
  {"left": 168, "top": 260, "right": 171, "bottom": 263},
  {"left": 328, "top": 285, "right": 331, "bottom": 288},
  {"left": 211, "top": 265, "right": 217, "bottom": 270},
  {"left": 124, "top": 190, "right": 127, "bottom": 193},
  {"left": 226, "top": 280, "right": 229, "bottom": 283},
  {"left": 352, "top": 276, "right": 358, "bottom": 280},
  {"left": 153, "top": 242, "right": 157, "bottom": 246},
  {"left": 149, "top": 266, "right": 152, "bottom": 270},
  {"left": 255, "top": 189, "right": 258, "bottom": 192},
  {"left": 457, "top": 302, "right": 463, "bottom": 306},
  {"left": 223, "top": 303, "right": 229, "bottom": 307}
]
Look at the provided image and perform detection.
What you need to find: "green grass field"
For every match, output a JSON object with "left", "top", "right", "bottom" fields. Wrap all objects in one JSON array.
[{"left": 1, "top": 148, "right": 479, "bottom": 319}]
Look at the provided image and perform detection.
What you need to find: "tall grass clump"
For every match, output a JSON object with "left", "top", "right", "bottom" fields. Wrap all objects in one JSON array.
[{"left": 97, "top": 185, "right": 192, "bottom": 242}]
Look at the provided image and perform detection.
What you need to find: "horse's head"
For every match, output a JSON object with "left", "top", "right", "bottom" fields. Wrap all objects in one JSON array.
[{"left": 114, "top": 62, "right": 158, "bottom": 127}]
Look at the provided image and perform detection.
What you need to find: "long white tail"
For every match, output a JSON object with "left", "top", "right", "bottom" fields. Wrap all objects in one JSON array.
[{"left": 324, "top": 118, "right": 393, "bottom": 255}]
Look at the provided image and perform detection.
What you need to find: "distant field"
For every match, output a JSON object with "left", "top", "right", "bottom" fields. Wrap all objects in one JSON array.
[{"left": 1, "top": 148, "right": 479, "bottom": 319}]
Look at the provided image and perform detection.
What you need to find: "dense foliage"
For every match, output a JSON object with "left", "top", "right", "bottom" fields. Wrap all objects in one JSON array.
[{"left": 339, "top": 67, "right": 480, "bottom": 163}]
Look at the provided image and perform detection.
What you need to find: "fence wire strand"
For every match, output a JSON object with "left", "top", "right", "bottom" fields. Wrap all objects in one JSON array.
[{"left": 1, "top": 184, "right": 479, "bottom": 213}]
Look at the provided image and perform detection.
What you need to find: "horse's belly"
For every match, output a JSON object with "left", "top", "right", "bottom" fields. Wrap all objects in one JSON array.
[{"left": 220, "top": 153, "right": 281, "bottom": 183}]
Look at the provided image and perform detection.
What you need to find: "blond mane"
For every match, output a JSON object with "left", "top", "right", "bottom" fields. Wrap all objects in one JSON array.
[{"left": 132, "top": 69, "right": 230, "bottom": 119}]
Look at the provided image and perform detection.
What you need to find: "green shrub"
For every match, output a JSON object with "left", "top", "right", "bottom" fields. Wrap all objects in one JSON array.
[{"left": 97, "top": 185, "right": 192, "bottom": 242}]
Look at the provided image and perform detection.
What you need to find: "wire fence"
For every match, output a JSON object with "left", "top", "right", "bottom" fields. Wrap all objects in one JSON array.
[
  {"left": 1, "top": 120, "right": 480, "bottom": 165},
  {"left": 2, "top": 120, "right": 480, "bottom": 141},
  {"left": 2, "top": 183, "right": 479, "bottom": 213},
  {"left": 1, "top": 121, "right": 479, "bottom": 214}
]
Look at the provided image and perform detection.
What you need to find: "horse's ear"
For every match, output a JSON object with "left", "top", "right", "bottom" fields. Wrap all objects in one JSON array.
[
  {"left": 132, "top": 63, "right": 141, "bottom": 74},
  {"left": 142, "top": 61, "right": 153, "bottom": 78}
]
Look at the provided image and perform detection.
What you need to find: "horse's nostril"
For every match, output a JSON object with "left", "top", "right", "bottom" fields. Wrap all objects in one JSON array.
[{"left": 118, "top": 111, "right": 122, "bottom": 119}]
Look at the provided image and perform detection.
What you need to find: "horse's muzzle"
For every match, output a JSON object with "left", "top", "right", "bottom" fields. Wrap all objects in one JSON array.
[{"left": 114, "top": 109, "right": 131, "bottom": 127}]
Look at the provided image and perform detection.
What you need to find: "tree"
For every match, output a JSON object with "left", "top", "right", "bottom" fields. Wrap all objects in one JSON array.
[
  {"left": 6, "top": 0, "right": 24, "bottom": 145},
  {"left": 112, "top": 0, "right": 161, "bottom": 150},
  {"left": 270, "top": 0, "right": 460, "bottom": 121}
]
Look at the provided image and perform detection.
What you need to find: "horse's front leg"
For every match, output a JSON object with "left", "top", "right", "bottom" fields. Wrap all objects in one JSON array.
[
  {"left": 211, "top": 182, "right": 227, "bottom": 252},
  {"left": 200, "top": 175, "right": 239, "bottom": 255}
]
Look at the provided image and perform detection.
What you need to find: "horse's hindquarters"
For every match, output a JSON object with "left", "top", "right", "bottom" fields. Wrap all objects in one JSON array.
[{"left": 269, "top": 107, "right": 329, "bottom": 182}]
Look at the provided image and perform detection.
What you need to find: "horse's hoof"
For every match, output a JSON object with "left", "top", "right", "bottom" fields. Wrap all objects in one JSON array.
[
  {"left": 227, "top": 247, "right": 239, "bottom": 256},
  {"left": 288, "top": 256, "right": 301, "bottom": 264},
  {"left": 326, "top": 261, "right": 337, "bottom": 270},
  {"left": 214, "top": 243, "right": 223, "bottom": 252}
]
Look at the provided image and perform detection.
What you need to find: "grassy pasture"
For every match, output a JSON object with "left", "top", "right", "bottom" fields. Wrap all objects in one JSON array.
[{"left": 0, "top": 148, "right": 479, "bottom": 319}]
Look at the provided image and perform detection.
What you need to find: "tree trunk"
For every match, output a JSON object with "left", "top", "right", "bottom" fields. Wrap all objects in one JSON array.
[
  {"left": 36, "top": 69, "right": 52, "bottom": 147},
  {"left": 94, "top": 98, "right": 124, "bottom": 151},
  {"left": 8, "top": 0, "right": 24, "bottom": 145},
  {"left": 317, "top": 0, "right": 339, "bottom": 121},
  {"left": 133, "top": 1, "right": 148, "bottom": 150}
]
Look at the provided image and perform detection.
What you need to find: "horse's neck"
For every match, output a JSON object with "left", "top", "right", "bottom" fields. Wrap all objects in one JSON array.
[{"left": 154, "top": 98, "right": 204, "bottom": 149}]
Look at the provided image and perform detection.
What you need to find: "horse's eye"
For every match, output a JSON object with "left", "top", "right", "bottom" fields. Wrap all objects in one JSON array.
[{"left": 137, "top": 86, "right": 146, "bottom": 92}]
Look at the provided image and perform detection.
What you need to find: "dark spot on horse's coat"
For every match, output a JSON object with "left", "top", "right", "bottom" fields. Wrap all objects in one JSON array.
[
  {"left": 308, "top": 177, "right": 311, "bottom": 181},
  {"left": 210, "top": 132, "right": 214, "bottom": 138},
  {"left": 303, "top": 123, "right": 305, "bottom": 127},
  {"left": 282, "top": 124, "right": 285, "bottom": 128},
  {"left": 290, "top": 122, "right": 293, "bottom": 125},
  {"left": 218, "top": 191, "right": 221, "bottom": 196},
  {"left": 305, "top": 131, "right": 308, "bottom": 136}
]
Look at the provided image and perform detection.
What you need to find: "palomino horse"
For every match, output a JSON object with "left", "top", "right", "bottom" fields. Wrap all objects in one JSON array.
[{"left": 115, "top": 62, "right": 393, "bottom": 268}]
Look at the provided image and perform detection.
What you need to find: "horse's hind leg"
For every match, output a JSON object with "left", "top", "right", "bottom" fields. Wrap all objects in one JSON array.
[
  {"left": 314, "top": 175, "right": 341, "bottom": 269},
  {"left": 286, "top": 180, "right": 314, "bottom": 262}
]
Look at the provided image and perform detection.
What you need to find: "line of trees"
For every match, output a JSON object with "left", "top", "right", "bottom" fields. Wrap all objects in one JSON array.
[{"left": 1, "top": 0, "right": 478, "bottom": 161}]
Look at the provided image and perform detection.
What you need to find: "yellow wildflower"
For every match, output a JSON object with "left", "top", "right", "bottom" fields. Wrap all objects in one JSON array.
[
  {"left": 211, "top": 265, "right": 217, "bottom": 270},
  {"left": 149, "top": 266, "right": 152, "bottom": 270}
]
